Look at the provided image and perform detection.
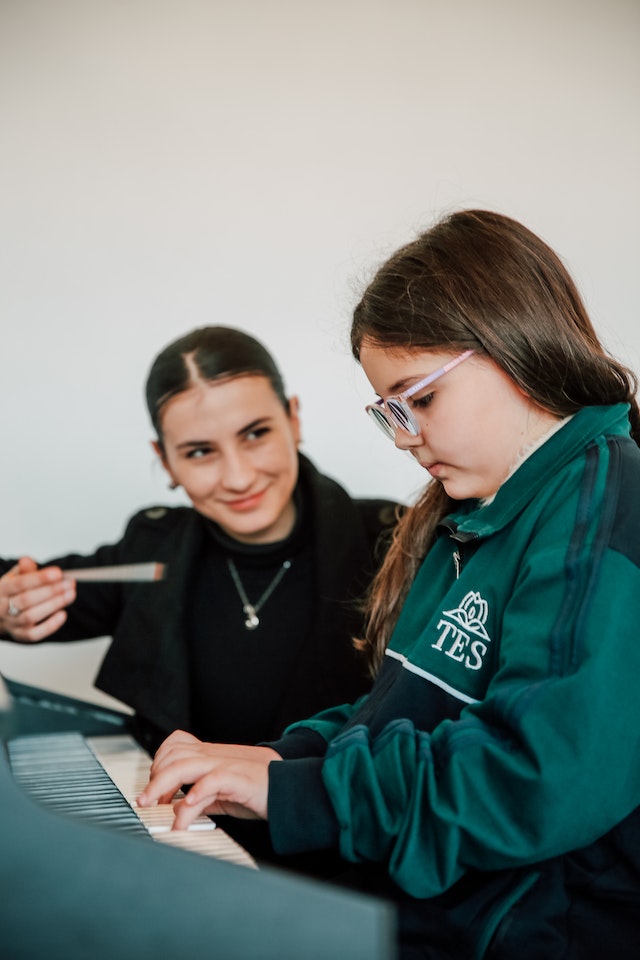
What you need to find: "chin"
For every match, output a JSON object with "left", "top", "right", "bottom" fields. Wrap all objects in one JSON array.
[
  {"left": 224, "top": 517, "right": 270, "bottom": 540},
  {"left": 441, "top": 482, "right": 476, "bottom": 501},
  {"left": 227, "top": 513, "right": 284, "bottom": 544}
]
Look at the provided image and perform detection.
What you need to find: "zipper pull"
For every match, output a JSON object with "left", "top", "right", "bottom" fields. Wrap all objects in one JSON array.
[{"left": 453, "top": 550, "right": 462, "bottom": 579}]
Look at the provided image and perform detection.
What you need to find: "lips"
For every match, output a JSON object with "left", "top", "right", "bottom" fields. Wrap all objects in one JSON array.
[
  {"left": 411, "top": 451, "right": 439, "bottom": 473},
  {"left": 224, "top": 490, "right": 267, "bottom": 512}
]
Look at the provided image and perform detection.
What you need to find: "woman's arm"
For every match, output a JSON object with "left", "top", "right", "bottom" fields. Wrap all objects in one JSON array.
[{"left": 0, "top": 508, "right": 177, "bottom": 643}]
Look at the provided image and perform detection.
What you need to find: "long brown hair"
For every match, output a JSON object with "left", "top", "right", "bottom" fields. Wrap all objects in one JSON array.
[{"left": 351, "top": 209, "right": 639, "bottom": 671}]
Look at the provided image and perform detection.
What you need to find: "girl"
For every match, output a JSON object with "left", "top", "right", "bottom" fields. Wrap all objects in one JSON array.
[
  {"left": 139, "top": 213, "right": 640, "bottom": 958},
  {"left": 0, "top": 326, "right": 397, "bottom": 754}
]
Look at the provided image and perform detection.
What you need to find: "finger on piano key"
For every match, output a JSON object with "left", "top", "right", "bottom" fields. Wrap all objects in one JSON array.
[{"left": 133, "top": 802, "right": 216, "bottom": 834}]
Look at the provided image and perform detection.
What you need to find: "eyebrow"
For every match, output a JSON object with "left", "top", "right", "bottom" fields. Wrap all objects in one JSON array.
[
  {"left": 387, "top": 376, "right": 426, "bottom": 395},
  {"left": 175, "top": 440, "right": 212, "bottom": 451},
  {"left": 386, "top": 351, "right": 474, "bottom": 397},
  {"left": 239, "top": 416, "right": 271, "bottom": 434},
  {"left": 383, "top": 371, "right": 438, "bottom": 397}
]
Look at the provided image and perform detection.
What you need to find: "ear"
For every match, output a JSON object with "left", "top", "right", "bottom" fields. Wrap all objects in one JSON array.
[
  {"left": 287, "top": 396, "right": 303, "bottom": 446},
  {"left": 151, "top": 438, "right": 166, "bottom": 466},
  {"left": 151, "top": 440, "right": 179, "bottom": 488}
]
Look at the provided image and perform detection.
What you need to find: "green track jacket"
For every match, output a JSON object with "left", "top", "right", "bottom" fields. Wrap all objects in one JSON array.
[{"left": 268, "top": 403, "right": 640, "bottom": 956}]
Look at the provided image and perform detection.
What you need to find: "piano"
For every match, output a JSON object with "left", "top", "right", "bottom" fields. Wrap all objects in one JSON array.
[{"left": 1, "top": 674, "right": 396, "bottom": 959}]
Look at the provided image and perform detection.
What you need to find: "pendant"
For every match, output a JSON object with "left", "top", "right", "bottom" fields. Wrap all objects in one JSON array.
[{"left": 243, "top": 604, "right": 260, "bottom": 630}]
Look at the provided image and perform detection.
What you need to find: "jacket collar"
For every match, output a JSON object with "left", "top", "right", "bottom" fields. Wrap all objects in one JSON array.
[{"left": 443, "top": 404, "right": 631, "bottom": 539}]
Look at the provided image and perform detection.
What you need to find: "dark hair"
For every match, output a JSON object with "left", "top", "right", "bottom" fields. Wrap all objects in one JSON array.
[
  {"left": 146, "top": 326, "right": 288, "bottom": 445},
  {"left": 351, "top": 209, "right": 639, "bottom": 670}
]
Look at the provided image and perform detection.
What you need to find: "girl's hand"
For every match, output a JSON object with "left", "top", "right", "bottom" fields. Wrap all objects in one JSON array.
[
  {"left": 137, "top": 729, "right": 281, "bottom": 829},
  {"left": 0, "top": 557, "right": 76, "bottom": 641}
]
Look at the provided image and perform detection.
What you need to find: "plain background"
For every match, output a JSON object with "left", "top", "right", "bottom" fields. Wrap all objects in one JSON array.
[{"left": 1, "top": 0, "right": 638, "bottom": 707}]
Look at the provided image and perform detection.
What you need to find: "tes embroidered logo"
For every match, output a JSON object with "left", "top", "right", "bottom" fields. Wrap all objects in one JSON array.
[{"left": 432, "top": 590, "right": 491, "bottom": 670}]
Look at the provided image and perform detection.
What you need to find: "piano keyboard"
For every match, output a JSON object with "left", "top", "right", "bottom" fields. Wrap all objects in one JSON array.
[{"left": 7, "top": 731, "right": 257, "bottom": 869}]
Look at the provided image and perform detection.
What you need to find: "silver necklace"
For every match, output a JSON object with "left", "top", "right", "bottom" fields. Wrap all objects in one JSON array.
[{"left": 226, "top": 557, "right": 292, "bottom": 630}]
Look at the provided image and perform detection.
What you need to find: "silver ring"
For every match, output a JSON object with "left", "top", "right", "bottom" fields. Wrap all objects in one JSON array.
[{"left": 7, "top": 599, "right": 20, "bottom": 617}]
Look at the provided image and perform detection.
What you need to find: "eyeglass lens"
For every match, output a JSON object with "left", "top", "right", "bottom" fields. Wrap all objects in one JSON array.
[
  {"left": 385, "top": 400, "right": 419, "bottom": 435},
  {"left": 367, "top": 402, "right": 418, "bottom": 439},
  {"left": 367, "top": 405, "right": 396, "bottom": 439}
]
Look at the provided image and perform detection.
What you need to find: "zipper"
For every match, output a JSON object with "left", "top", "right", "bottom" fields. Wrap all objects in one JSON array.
[{"left": 439, "top": 518, "right": 479, "bottom": 580}]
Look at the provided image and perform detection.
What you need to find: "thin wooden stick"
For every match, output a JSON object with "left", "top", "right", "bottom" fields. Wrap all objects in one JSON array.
[{"left": 62, "top": 562, "right": 165, "bottom": 583}]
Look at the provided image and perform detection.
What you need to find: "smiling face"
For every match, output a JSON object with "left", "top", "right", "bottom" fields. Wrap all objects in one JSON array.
[
  {"left": 360, "top": 342, "right": 560, "bottom": 500},
  {"left": 154, "top": 375, "right": 301, "bottom": 544}
]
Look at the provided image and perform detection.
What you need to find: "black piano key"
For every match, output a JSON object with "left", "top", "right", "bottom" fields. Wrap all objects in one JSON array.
[{"left": 7, "top": 732, "right": 148, "bottom": 837}]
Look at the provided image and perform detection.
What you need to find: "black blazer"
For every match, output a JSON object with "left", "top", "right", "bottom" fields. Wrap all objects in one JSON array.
[{"left": 1, "top": 455, "right": 398, "bottom": 752}]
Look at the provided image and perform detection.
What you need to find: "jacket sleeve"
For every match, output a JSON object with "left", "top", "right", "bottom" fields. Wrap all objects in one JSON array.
[
  {"left": 269, "top": 536, "right": 640, "bottom": 898},
  {"left": 267, "top": 700, "right": 366, "bottom": 852},
  {"left": 265, "top": 699, "right": 367, "bottom": 758}
]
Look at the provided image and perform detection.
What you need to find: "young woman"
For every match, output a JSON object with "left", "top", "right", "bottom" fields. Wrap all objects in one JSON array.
[
  {"left": 0, "top": 326, "right": 398, "bottom": 754},
  {"left": 139, "top": 213, "right": 640, "bottom": 958}
]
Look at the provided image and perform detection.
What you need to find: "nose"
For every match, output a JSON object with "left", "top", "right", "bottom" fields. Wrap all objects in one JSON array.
[
  {"left": 220, "top": 447, "right": 256, "bottom": 490},
  {"left": 394, "top": 425, "right": 424, "bottom": 452}
]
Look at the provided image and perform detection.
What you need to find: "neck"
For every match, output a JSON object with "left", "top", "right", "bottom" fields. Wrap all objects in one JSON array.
[
  {"left": 513, "top": 410, "right": 569, "bottom": 470},
  {"left": 482, "top": 413, "right": 572, "bottom": 506},
  {"left": 226, "top": 500, "right": 297, "bottom": 547},
  {"left": 204, "top": 490, "right": 303, "bottom": 554}
]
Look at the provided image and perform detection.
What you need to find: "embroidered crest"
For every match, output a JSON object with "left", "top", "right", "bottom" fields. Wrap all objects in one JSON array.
[{"left": 442, "top": 591, "right": 490, "bottom": 640}]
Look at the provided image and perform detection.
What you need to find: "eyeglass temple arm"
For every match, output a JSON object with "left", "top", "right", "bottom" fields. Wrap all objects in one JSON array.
[{"left": 401, "top": 349, "right": 474, "bottom": 400}]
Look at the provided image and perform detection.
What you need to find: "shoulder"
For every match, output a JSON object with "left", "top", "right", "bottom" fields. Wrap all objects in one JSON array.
[
  {"left": 298, "top": 452, "right": 401, "bottom": 548},
  {"left": 354, "top": 497, "right": 402, "bottom": 531},
  {"left": 353, "top": 499, "right": 402, "bottom": 559},
  {"left": 299, "top": 454, "right": 400, "bottom": 513},
  {"left": 121, "top": 504, "right": 197, "bottom": 540},
  {"left": 604, "top": 436, "right": 640, "bottom": 565}
]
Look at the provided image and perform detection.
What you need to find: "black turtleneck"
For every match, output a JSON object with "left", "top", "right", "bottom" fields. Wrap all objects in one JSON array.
[{"left": 187, "top": 488, "right": 314, "bottom": 744}]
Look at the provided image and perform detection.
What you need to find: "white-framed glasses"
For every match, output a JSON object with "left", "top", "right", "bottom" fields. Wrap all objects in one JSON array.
[{"left": 366, "top": 349, "right": 474, "bottom": 440}]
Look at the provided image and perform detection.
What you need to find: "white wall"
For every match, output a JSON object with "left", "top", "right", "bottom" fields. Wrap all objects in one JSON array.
[{"left": 1, "top": 0, "right": 638, "bottom": 705}]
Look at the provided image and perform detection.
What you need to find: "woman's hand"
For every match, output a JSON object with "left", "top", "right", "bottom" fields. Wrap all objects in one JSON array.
[
  {"left": 137, "top": 729, "right": 282, "bottom": 830},
  {"left": 0, "top": 557, "right": 76, "bottom": 641}
]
